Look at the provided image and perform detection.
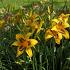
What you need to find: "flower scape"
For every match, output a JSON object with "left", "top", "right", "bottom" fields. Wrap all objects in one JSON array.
[{"left": 0, "top": 1, "right": 70, "bottom": 70}]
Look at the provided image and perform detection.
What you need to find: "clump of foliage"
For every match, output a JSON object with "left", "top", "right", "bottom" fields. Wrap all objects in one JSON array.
[{"left": 0, "top": 1, "right": 70, "bottom": 70}]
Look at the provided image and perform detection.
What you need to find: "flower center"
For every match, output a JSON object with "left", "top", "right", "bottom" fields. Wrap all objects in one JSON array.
[{"left": 19, "top": 39, "right": 31, "bottom": 51}]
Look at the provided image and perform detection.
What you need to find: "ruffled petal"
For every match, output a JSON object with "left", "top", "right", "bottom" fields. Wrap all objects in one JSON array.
[
  {"left": 45, "top": 29, "right": 53, "bottom": 40},
  {"left": 26, "top": 48, "right": 32, "bottom": 58},
  {"left": 55, "top": 32, "right": 62, "bottom": 44},
  {"left": 62, "top": 30, "right": 69, "bottom": 39}
]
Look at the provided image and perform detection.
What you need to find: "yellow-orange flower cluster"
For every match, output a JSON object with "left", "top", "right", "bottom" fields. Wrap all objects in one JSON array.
[
  {"left": 45, "top": 13, "right": 70, "bottom": 44},
  {"left": 25, "top": 11, "right": 44, "bottom": 34}
]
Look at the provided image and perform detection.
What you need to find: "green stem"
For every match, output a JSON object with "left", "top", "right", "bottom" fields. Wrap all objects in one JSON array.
[
  {"left": 60, "top": 39, "right": 64, "bottom": 70},
  {"left": 46, "top": 46, "right": 48, "bottom": 70},
  {"left": 45, "top": 40, "right": 48, "bottom": 70},
  {"left": 39, "top": 53, "right": 42, "bottom": 70},
  {"left": 53, "top": 47, "right": 55, "bottom": 70},
  {"left": 52, "top": 39, "right": 55, "bottom": 70},
  {"left": 47, "top": 57, "right": 48, "bottom": 70},
  {"left": 32, "top": 50, "right": 35, "bottom": 70},
  {"left": 35, "top": 57, "right": 38, "bottom": 70}
]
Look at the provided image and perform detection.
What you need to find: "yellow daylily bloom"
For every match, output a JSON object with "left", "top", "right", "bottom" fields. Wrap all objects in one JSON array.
[
  {"left": 52, "top": 13, "right": 70, "bottom": 28},
  {"left": 12, "top": 34, "right": 38, "bottom": 58},
  {"left": 52, "top": 18, "right": 69, "bottom": 28},
  {"left": 58, "top": 13, "right": 70, "bottom": 22},
  {"left": 58, "top": 13, "right": 70, "bottom": 28},
  {"left": 51, "top": 23, "right": 69, "bottom": 39},
  {"left": 45, "top": 29, "right": 62, "bottom": 44}
]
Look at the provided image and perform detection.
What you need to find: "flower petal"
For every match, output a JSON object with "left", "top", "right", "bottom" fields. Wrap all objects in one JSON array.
[
  {"left": 16, "top": 47, "right": 23, "bottom": 57},
  {"left": 45, "top": 29, "right": 53, "bottom": 40},
  {"left": 52, "top": 18, "right": 59, "bottom": 23},
  {"left": 51, "top": 25, "right": 57, "bottom": 31},
  {"left": 45, "top": 34, "right": 53, "bottom": 40},
  {"left": 58, "top": 13, "right": 70, "bottom": 28},
  {"left": 62, "top": 22, "right": 69, "bottom": 28},
  {"left": 52, "top": 18, "right": 59, "bottom": 26},
  {"left": 29, "top": 39, "right": 38, "bottom": 47},
  {"left": 16, "top": 34, "right": 24, "bottom": 40},
  {"left": 12, "top": 41, "right": 20, "bottom": 46},
  {"left": 26, "top": 32, "right": 32, "bottom": 38},
  {"left": 62, "top": 30, "right": 69, "bottom": 39},
  {"left": 36, "top": 20, "right": 44, "bottom": 33},
  {"left": 55, "top": 38, "right": 61, "bottom": 44},
  {"left": 55, "top": 32, "right": 62, "bottom": 44},
  {"left": 26, "top": 48, "right": 32, "bottom": 58}
]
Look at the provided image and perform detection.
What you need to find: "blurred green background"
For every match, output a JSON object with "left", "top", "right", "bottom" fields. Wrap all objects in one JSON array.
[{"left": 0, "top": 0, "right": 70, "bottom": 9}]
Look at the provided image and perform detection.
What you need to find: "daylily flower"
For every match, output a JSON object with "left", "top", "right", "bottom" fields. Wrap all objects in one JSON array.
[
  {"left": 31, "top": 20, "right": 44, "bottom": 34},
  {"left": 26, "top": 16, "right": 44, "bottom": 34},
  {"left": 12, "top": 34, "right": 38, "bottom": 58},
  {"left": 51, "top": 13, "right": 69, "bottom": 40},
  {"left": 59, "top": 13, "right": 70, "bottom": 22},
  {"left": 51, "top": 23, "right": 69, "bottom": 39},
  {"left": 45, "top": 29, "right": 62, "bottom": 44},
  {"left": 52, "top": 13, "right": 70, "bottom": 28},
  {"left": 25, "top": 11, "right": 38, "bottom": 26},
  {"left": 45, "top": 13, "right": 70, "bottom": 44},
  {"left": 58, "top": 13, "right": 70, "bottom": 28},
  {"left": 25, "top": 11, "right": 44, "bottom": 34}
]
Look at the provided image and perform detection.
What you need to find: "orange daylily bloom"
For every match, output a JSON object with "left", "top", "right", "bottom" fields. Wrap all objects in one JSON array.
[
  {"left": 31, "top": 20, "right": 44, "bottom": 34},
  {"left": 25, "top": 11, "right": 44, "bottom": 34},
  {"left": 25, "top": 11, "right": 38, "bottom": 26},
  {"left": 12, "top": 34, "right": 38, "bottom": 58}
]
